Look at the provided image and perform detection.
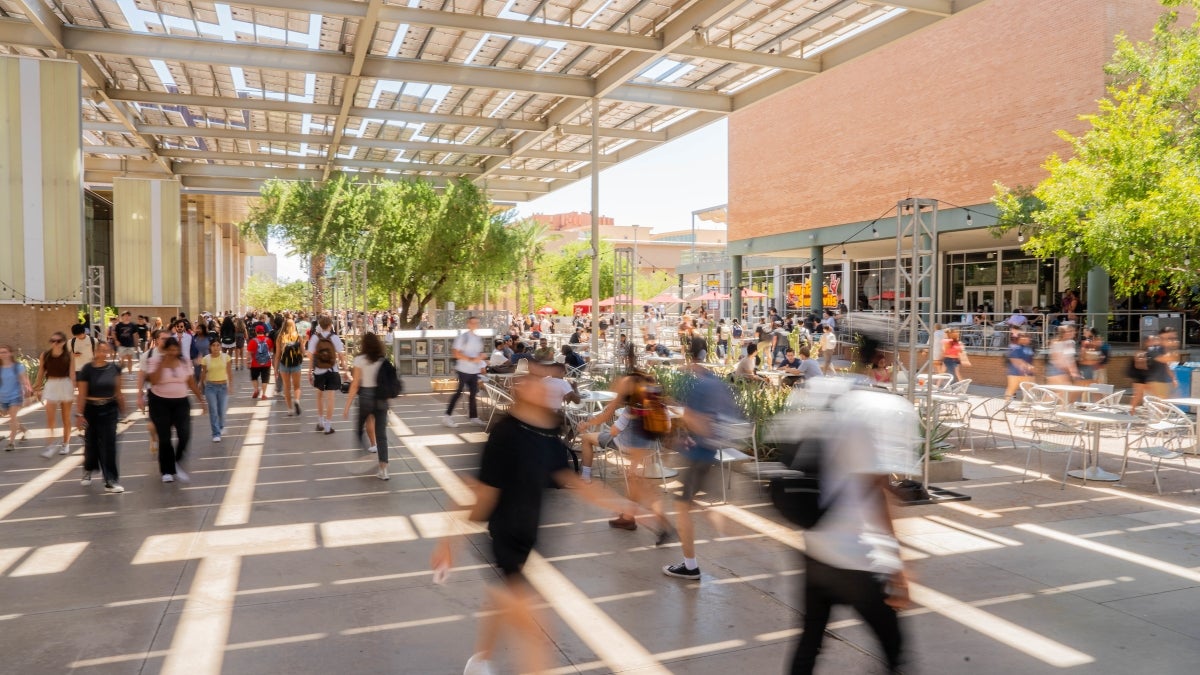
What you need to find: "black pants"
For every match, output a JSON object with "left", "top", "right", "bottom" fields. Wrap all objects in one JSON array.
[
  {"left": 83, "top": 401, "right": 120, "bottom": 483},
  {"left": 149, "top": 393, "right": 191, "bottom": 475},
  {"left": 446, "top": 372, "right": 479, "bottom": 419},
  {"left": 355, "top": 387, "right": 389, "bottom": 463},
  {"left": 791, "top": 555, "right": 903, "bottom": 674}
]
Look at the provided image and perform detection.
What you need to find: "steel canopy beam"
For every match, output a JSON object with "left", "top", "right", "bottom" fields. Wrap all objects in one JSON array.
[{"left": 323, "top": 0, "right": 385, "bottom": 180}]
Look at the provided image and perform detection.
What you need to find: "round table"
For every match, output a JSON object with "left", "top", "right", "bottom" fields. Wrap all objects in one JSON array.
[{"left": 577, "top": 389, "right": 616, "bottom": 413}]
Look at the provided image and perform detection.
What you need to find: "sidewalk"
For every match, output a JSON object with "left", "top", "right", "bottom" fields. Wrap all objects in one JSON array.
[{"left": 1, "top": 378, "right": 1199, "bottom": 673}]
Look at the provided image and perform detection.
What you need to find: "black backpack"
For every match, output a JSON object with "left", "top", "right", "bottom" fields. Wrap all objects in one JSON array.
[
  {"left": 769, "top": 435, "right": 831, "bottom": 529},
  {"left": 375, "top": 358, "right": 403, "bottom": 399}
]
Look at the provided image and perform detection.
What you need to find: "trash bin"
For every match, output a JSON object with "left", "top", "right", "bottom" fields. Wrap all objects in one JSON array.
[{"left": 1175, "top": 363, "right": 1190, "bottom": 399}]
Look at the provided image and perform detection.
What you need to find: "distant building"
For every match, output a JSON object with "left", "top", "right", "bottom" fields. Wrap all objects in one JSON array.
[
  {"left": 246, "top": 255, "right": 278, "bottom": 283},
  {"left": 530, "top": 211, "right": 614, "bottom": 231}
]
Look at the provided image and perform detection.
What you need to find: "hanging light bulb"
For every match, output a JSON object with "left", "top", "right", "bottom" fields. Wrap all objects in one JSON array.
[
  {"left": 871, "top": 225, "right": 879, "bottom": 238},
  {"left": 966, "top": 213, "right": 973, "bottom": 226},
  {"left": 1018, "top": 230, "right": 1025, "bottom": 243}
]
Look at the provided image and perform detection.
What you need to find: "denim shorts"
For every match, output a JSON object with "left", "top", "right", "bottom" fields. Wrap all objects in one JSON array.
[{"left": 278, "top": 364, "right": 302, "bottom": 374}]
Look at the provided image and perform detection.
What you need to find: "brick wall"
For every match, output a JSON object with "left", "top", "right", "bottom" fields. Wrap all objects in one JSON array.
[
  {"left": 728, "top": 0, "right": 1166, "bottom": 242},
  {"left": 0, "top": 306, "right": 81, "bottom": 360}
]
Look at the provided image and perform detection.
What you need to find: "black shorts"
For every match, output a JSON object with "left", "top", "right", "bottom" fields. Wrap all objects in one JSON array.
[
  {"left": 313, "top": 371, "right": 341, "bottom": 391},
  {"left": 677, "top": 456, "right": 717, "bottom": 502},
  {"left": 249, "top": 366, "right": 271, "bottom": 383},
  {"left": 491, "top": 532, "right": 534, "bottom": 578}
]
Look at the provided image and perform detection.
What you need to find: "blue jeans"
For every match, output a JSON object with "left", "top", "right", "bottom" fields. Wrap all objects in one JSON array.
[{"left": 204, "top": 383, "right": 228, "bottom": 436}]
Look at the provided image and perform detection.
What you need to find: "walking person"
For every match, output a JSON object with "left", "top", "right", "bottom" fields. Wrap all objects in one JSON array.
[
  {"left": 343, "top": 332, "right": 390, "bottom": 480},
  {"left": 819, "top": 324, "right": 837, "bottom": 374},
  {"left": 275, "top": 319, "right": 305, "bottom": 416},
  {"left": 247, "top": 325, "right": 274, "bottom": 400},
  {"left": 200, "top": 339, "right": 233, "bottom": 442},
  {"left": 113, "top": 312, "right": 139, "bottom": 374},
  {"left": 662, "top": 361, "right": 741, "bottom": 580},
  {"left": 136, "top": 329, "right": 168, "bottom": 456},
  {"left": 74, "top": 342, "right": 126, "bottom": 492},
  {"left": 1004, "top": 331, "right": 1036, "bottom": 400},
  {"left": 219, "top": 314, "right": 237, "bottom": 359},
  {"left": 145, "top": 337, "right": 206, "bottom": 483},
  {"left": 430, "top": 372, "right": 631, "bottom": 675},
  {"left": 0, "top": 345, "right": 33, "bottom": 450},
  {"left": 232, "top": 315, "right": 248, "bottom": 371},
  {"left": 942, "top": 328, "right": 968, "bottom": 381},
  {"left": 33, "top": 332, "right": 76, "bottom": 457},
  {"left": 1045, "top": 324, "right": 1080, "bottom": 386},
  {"left": 307, "top": 315, "right": 345, "bottom": 434},
  {"left": 443, "top": 315, "right": 486, "bottom": 428},
  {"left": 785, "top": 338, "right": 916, "bottom": 674}
]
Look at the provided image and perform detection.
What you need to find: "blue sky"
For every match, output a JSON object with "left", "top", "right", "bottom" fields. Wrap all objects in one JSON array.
[{"left": 276, "top": 119, "right": 728, "bottom": 280}]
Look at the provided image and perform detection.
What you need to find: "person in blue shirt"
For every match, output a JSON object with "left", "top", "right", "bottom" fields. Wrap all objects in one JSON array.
[
  {"left": 662, "top": 362, "right": 742, "bottom": 580},
  {"left": 1004, "top": 331, "right": 1036, "bottom": 400}
]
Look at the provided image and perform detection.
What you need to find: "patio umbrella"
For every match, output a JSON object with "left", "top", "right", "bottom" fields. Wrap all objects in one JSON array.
[
  {"left": 572, "top": 298, "right": 595, "bottom": 313},
  {"left": 739, "top": 288, "right": 768, "bottom": 299},
  {"left": 599, "top": 295, "right": 646, "bottom": 307},
  {"left": 690, "top": 291, "right": 730, "bottom": 302},
  {"left": 537, "top": 305, "right": 558, "bottom": 314}
]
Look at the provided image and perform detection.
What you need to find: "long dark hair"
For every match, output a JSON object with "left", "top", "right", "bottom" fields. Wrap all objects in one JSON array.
[
  {"left": 361, "top": 332, "right": 385, "bottom": 362},
  {"left": 220, "top": 315, "right": 235, "bottom": 338}
]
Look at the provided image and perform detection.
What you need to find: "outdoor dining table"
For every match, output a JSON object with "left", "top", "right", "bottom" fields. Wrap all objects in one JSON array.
[
  {"left": 1055, "top": 410, "right": 1142, "bottom": 482},
  {"left": 1162, "top": 397, "right": 1200, "bottom": 455},
  {"left": 577, "top": 389, "right": 616, "bottom": 413},
  {"left": 757, "top": 369, "right": 786, "bottom": 387},
  {"left": 1039, "top": 384, "right": 1098, "bottom": 407},
  {"left": 645, "top": 355, "right": 684, "bottom": 365}
]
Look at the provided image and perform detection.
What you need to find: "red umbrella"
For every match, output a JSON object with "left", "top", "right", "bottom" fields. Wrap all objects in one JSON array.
[
  {"left": 647, "top": 292, "right": 683, "bottom": 304},
  {"left": 537, "top": 305, "right": 558, "bottom": 314},
  {"left": 740, "top": 288, "right": 768, "bottom": 299},
  {"left": 690, "top": 291, "right": 730, "bottom": 302}
]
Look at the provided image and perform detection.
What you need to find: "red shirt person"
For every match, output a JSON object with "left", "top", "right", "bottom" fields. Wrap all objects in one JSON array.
[{"left": 246, "top": 325, "right": 275, "bottom": 399}]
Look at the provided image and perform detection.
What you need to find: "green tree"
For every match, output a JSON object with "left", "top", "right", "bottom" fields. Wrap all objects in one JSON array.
[
  {"left": 545, "top": 240, "right": 615, "bottom": 305},
  {"left": 241, "top": 275, "right": 311, "bottom": 312},
  {"left": 244, "top": 173, "right": 370, "bottom": 312},
  {"left": 993, "top": 0, "right": 1200, "bottom": 298},
  {"left": 508, "top": 219, "right": 553, "bottom": 315}
]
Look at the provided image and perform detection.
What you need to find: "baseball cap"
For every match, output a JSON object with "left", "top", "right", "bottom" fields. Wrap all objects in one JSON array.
[{"left": 255, "top": 325, "right": 266, "bottom": 334}]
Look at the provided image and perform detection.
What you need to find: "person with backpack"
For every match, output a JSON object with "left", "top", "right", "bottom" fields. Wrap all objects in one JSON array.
[
  {"left": 199, "top": 339, "right": 233, "bottom": 442},
  {"left": 69, "top": 323, "right": 100, "bottom": 382},
  {"left": 343, "top": 332, "right": 392, "bottom": 480},
  {"left": 576, "top": 370, "right": 671, "bottom": 539},
  {"left": 777, "top": 333, "right": 916, "bottom": 674},
  {"left": 274, "top": 319, "right": 305, "bottom": 416},
  {"left": 191, "top": 330, "right": 212, "bottom": 385},
  {"left": 307, "top": 315, "right": 345, "bottom": 434},
  {"left": 247, "top": 325, "right": 275, "bottom": 400}
]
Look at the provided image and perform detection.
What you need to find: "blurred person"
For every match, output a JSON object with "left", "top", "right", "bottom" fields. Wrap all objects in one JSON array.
[
  {"left": 687, "top": 326, "right": 709, "bottom": 364},
  {"left": 33, "top": 331, "right": 76, "bottom": 457},
  {"left": 200, "top": 339, "right": 233, "bottom": 442},
  {"left": 74, "top": 342, "right": 126, "bottom": 492},
  {"left": 0, "top": 345, "right": 33, "bottom": 449},
  {"left": 219, "top": 314, "right": 238, "bottom": 360},
  {"left": 941, "top": 328, "right": 967, "bottom": 381},
  {"left": 539, "top": 361, "right": 579, "bottom": 412},
  {"left": 343, "top": 332, "right": 391, "bottom": 480},
  {"left": 275, "top": 319, "right": 305, "bottom": 416},
  {"left": 146, "top": 336, "right": 206, "bottom": 482},
  {"left": 929, "top": 323, "right": 946, "bottom": 374},
  {"left": 785, "top": 334, "right": 916, "bottom": 674},
  {"left": 576, "top": 370, "right": 671, "bottom": 538},
  {"left": 819, "top": 324, "right": 837, "bottom": 374},
  {"left": 1127, "top": 335, "right": 1153, "bottom": 410},
  {"left": 1004, "top": 331, "right": 1036, "bottom": 400},
  {"left": 532, "top": 337, "right": 554, "bottom": 362},
  {"left": 247, "top": 325, "right": 275, "bottom": 400},
  {"left": 1076, "top": 326, "right": 1105, "bottom": 386},
  {"left": 444, "top": 316, "right": 487, "bottom": 428},
  {"left": 561, "top": 345, "right": 586, "bottom": 371},
  {"left": 232, "top": 315, "right": 248, "bottom": 371},
  {"left": 137, "top": 329, "right": 168, "bottom": 455},
  {"left": 1146, "top": 327, "right": 1179, "bottom": 398},
  {"left": 1046, "top": 324, "right": 1079, "bottom": 386},
  {"left": 662, "top": 361, "right": 742, "bottom": 579},
  {"left": 431, "top": 372, "right": 633, "bottom": 675}
]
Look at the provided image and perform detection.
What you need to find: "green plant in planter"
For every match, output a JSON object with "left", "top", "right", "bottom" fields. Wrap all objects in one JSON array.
[
  {"left": 16, "top": 352, "right": 39, "bottom": 387},
  {"left": 728, "top": 380, "right": 792, "bottom": 461},
  {"left": 917, "top": 418, "right": 953, "bottom": 462}
]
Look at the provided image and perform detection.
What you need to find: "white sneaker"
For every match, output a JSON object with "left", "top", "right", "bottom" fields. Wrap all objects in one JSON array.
[
  {"left": 376, "top": 468, "right": 389, "bottom": 481},
  {"left": 212, "top": 435, "right": 221, "bottom": 442},
  {"left": 442, "top": 414, "right": 458, "bottom": 428},
  {"left": 175, "top": 467, "right": 190, "bottom": 483},
  {"left": 105, "top": 483, "right": 125, "bottom": 494},
  {"left": 469, "top": 417, "right": 487, "bottom": 427},
  {"left": 463, "top": 653, "right": 495, "bottom": 675},
  {"left": 81, "top": 470, "right": 93, "bottom": 486},
  {"left": 367, "top": 445, "right": 377, "bottom": 454},
  {"left": 40, "top": 443, "right": 59, "bottom": 459},
  {"left": 58, "top": 443, "right": 71, "bottom": 455},
  {"left": 161, "top": 474, "right": 175, "bottom": 483}
]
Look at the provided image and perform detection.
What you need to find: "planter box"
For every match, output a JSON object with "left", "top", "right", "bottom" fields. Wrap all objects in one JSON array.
[
  {"left": 926, "top": 458, "right": 964, "bottom": 483},
  {"left": 431, "top": 378, "right": 457, "bottom": 393}
]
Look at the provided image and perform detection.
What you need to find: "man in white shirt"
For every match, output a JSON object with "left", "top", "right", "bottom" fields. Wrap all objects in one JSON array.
[
  {"left": 1007, "top": 308, "right": 1027, "bottom": 326},
  {"left": 536, "top": 361, "right": 579, "bottom": 411},
  {"left": 444, "top": 316, "right": 487, "bottom": 427}
]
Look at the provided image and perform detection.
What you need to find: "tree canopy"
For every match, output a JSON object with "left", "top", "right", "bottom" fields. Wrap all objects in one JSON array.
[
  {"left": 993, "top": 0, "right": 1200, "bottom": 298},
  {"left": 245, "top": 175, "right": 521, "bottom": 327}
]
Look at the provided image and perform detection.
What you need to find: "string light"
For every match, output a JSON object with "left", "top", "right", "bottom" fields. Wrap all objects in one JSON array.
[{"left": 0, "top": 279, "right": 82, "bottom": 306}]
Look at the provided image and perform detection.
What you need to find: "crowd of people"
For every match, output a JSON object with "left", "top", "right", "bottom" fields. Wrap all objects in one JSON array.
[{"left": 1, "top": 308, "right": 401, "bottom": 489}]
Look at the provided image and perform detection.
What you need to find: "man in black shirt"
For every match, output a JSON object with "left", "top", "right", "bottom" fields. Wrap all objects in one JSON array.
[
  {"left": 114, "top": 312, "right": 139, "bottom": 374},
  {"left": 432, "top": 369, "right": 631, "bottom": 675}
]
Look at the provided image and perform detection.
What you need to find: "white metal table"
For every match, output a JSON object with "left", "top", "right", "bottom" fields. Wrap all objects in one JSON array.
[{"left": 1056, "top": 410, "right": 1141, "bottom": 482}]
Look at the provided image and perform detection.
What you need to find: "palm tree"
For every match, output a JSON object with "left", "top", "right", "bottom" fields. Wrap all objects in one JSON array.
[{"left": 509, "top": 219, "right": 552, "bottom": 316}]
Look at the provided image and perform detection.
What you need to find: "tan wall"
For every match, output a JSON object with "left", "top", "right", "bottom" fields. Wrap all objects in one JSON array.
[{"left": 728, "top": 0, "right": 1165, "bottom": 243}]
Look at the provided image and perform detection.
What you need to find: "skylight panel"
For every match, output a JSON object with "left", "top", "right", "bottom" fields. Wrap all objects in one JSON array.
[
  {"left": 640, "top": 58, "right": 696, "bottom": 83},
  {"left": 804, "top": 7, "right": 906, "bottom": 58}
]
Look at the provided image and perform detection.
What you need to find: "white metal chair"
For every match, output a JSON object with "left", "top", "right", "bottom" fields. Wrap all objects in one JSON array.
[
  {"left": 945, "top": 378, "right": 972, "bottom": 395},
  {"left": 714, "top": 421, "right": 758, "bottom": 504},
  {"left": 1018, "top": 384, "right": 1062, "bottom": 428},
  {"left": 969, "top": 397, "right": 1017, "bottom": 450},
  {"left": 1123, "top": 403, "right": 1195, "bottom": 495},
  {"left": 937, "top": 399, "right": 975, "bottom": 452},
  {"left": 482, "top": 382, "right": 513, "bottom": 430},
  {"left": 1025, "top": 418, "right": 1084, "bottom": 489},
  {"left": 916, "top": 373, "right": 953, "bottom": 390}
]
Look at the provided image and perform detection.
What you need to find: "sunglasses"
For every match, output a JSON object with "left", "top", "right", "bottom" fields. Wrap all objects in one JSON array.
[{"left": 49, "top": 338, "right": 64, "bottom": 344}]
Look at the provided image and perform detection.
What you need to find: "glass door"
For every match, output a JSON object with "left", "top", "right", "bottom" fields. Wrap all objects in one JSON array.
[
  {"left": 1002, "top": 285, "right": 1036, "bottom": 314},
  {"left": 963, "top": 286, "right": 997, "bottom": 321}
]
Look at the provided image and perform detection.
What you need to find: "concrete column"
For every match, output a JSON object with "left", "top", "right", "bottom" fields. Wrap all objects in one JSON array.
[
  {"left": 113, "top": 178, "right": 181, "bottom": 312},
  {"left": 182, "top": 200, "right": 200, "bottom": 318},
  {"left": 731, "top": 255, "right": 743, "bottom": 321},
  {"left": 202, "top": 216, "right": 216, "bottom": 314},
  {"left": 1086, "top": 265, "right": 1110, "bottom": 334},
  {"left": 810, "top": 246, "right": 824, "bottom": 317},
  {"left": 227, "top": 233, "right": 238, "bottom": 314}
]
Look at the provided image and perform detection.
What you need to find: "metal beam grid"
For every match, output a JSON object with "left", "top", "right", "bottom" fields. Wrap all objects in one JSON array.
[{"left": 0, "top": 0, "right": 978, "bottom": 196}]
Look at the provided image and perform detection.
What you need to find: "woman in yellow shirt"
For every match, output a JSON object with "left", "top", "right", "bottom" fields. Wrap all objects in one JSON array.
[{"left": 200, "top": 339, "right": 234, "bottom": 442}]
